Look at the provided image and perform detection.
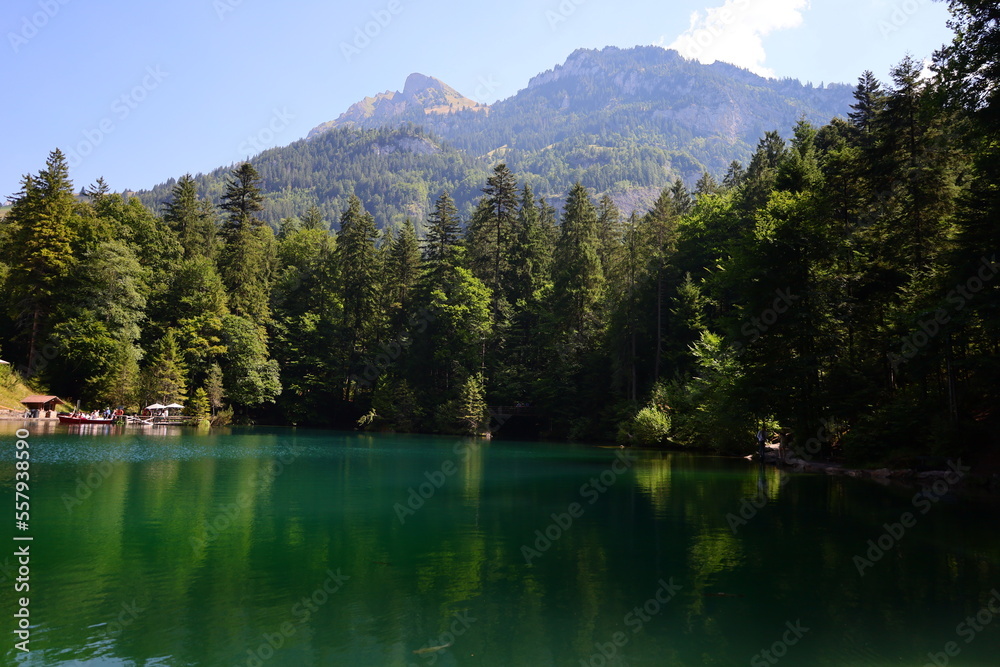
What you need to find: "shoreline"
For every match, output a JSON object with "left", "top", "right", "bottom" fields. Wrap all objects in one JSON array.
[{"left": 751, "top": 444, "right": 1000, "bottom": 498}]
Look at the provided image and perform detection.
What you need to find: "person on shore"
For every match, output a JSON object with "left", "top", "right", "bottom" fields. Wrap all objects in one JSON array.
[{"left": 756, "top": 426, "right": 767, "bottom": 461}]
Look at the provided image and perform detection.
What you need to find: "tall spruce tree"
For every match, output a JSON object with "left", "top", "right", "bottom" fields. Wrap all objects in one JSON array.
[
  {"left": 386, "top": 218, "right": 422, "bottom": 330},
  {"left": 423, "top": 191, "right": 462, "bottom": 277},
  {"left": 335, "top": 194, "right": 382, "bottom": 398},
  {"left": 596, "top": 194, "right": 623, "bottom": 279},
  {"left": 141, "top": 329, "right": 188, "bottom": 406},
  {"left": 468, "top": 163, "right": 519, "bottom": 318},
  {"left": 219, "top": 163, "right": 265, "bottom": 240},
  {"left": 4, "top": 149, "right": 78, "bottom": 375},
  {"left": 218, "top": 163, "right": 275, "bottom": 326},
  {"left": 642, "top": 186, "right": 681, "bottom": 381},
  {"left": 553, "top": 183, "right": 605, "bottom": 338},
  {"left": 163, "top": 174, "right": 217, "bottom": 259},
  {"left": 301, "top": 205, "right": 326, "bottom": 231}
]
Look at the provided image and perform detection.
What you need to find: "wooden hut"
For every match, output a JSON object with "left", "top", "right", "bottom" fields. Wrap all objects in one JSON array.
[{"left": 21, "top": 395, "right": 65, "bottom": 419}]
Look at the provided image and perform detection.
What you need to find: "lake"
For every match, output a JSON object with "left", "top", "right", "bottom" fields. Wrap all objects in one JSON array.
[{"left": 1, "top": 423, "right": 999, "bottom": 666}]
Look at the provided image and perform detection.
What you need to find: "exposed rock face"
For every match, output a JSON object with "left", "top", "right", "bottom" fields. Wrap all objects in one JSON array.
[
  {"left": 307, "top": 47, "right": 852, "bottom": 181},
  {"left": 308, "top": 73, "right": 487, "bottom": 138},
  {"left": 515, "top": 46, "right": 848, "bottom": 145}
]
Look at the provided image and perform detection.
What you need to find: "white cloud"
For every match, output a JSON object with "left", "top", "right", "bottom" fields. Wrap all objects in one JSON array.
[{"left": 667, "top": 0, "right": 810, "bottom": 78}]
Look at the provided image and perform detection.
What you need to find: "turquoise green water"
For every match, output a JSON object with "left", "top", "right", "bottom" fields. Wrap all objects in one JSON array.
[{"left": 1, "top": 423, "right": 1000, "bottom": 666}]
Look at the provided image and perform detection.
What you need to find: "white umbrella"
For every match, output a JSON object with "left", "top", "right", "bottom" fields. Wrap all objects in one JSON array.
[
  {"left": 164, "top": 403, "right": 184, "bottom": 409},
  {"left": 145, "top": 403, "right": 166, "bottom": 410}
]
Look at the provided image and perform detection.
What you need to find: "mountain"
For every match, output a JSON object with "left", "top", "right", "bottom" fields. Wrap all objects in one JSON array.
[
  {"left": 138, "top": 46, "right": 856, "bottom": 229},
  {"left": 309, "top": 47, "right": 852, "bottom": 164},
  {"left": 138, "top": 126, "right": 490, "bottom": 236},
  {"left": 307, "top": 72, "right": 488, "bottom": 138}
]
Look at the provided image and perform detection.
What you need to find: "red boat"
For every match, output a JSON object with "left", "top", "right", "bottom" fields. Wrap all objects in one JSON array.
[{"left": 58, "top": 414, "right": 116, "bottom": 425}]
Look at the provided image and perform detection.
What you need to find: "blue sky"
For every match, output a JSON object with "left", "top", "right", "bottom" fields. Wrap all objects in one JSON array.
[{"left": 0, "top": 0, "right": 954, "bottom": 199}]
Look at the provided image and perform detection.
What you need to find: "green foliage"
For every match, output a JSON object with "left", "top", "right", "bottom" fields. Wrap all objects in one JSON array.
[
  {"left": 617, "top": 405, "right": 671, "bottom": 446},
  {"left": 186, "top": 386, "right": 211, "bottom": 423},
  {"left": 665, "top": 332, "right": 754, "bottom": 455},
  {"left": 424, "top": 263, "right": 493, "bottom": 376},
  {"left": 435, "top": 373, "right": 487, "bottom": 435},
  {"left": 164, "top": 174, "right": 217, "bottom": 259},
  {"left": 220, "top": 163, "right": 265, "bottom": 238},
  {"left": 220, "top": 315, "right": 281, "bottom": 408},
  {"left": 2, "top": 11, "right": 998, "bottom": 457},
  {"left": 135, "top": 47, "right": 857, "bottom": 233},
  {"left": 137, "top": 126, "right": 490, "bottom": 232},
  {"left": 423, "top": 191, "right": 463, "bottom": 271},
  {"left": 219, "top": 218, "right": 276, "bottom": 326},
  {"left": 370, "top": 377, "right": 423, "bottom": 431},
  {"left": 205, "top": 362, "right": 225, "bottom": 413},
  {"left": 141, "top": 330, "right": 188, "bottom": 406},
  {"left": 4, "top": 150, "right": 78, "bottom": 375},
  {"left": 553, "top": 182, "right": 605, "bottom": 337}
]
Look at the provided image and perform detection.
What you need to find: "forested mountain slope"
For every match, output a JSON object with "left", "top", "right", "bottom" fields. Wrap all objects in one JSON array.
[{"left": 138, "top": 46, "right": 853, "bottom": 229}]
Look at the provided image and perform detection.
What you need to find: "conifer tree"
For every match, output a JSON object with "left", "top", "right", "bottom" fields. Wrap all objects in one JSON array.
[
  {"left": 596, "top": 194, "right": 623, "bottom": 278},
  {"left": 142, "top": 329, "right": 188, "bottom": 405},
  {"left": 723, "top": 161, "right": 746, "bottom": 189},
  {"left": 301, "top": 205, "right": 326, "bottom": 231},
  {"left": 468, "top": 163, "right": 519, "bottom": 317},
  {"left": 335, "top": 195, "right": 382, "bottom": 398},
  {"left": 218, "top": 164, "right": 275, "bottom": 326},
  {"left": 164, "top": 174, "right": 217, "bottom": 259},
  {"left": 553, "top": 183, "right": 605, "bottom": 337},
  {"left": 277, "top": 216, "right": 301, "bottom": 241},
  {"left": 642, "top": 186, "right": 681, "bottom": 380},
  {"left": 669, "top": 178, "right": 693, "bottom": 216},
  {"left": 186, "top": 386, "right": 211, "bottom": 423},
  {"left": 219, "top": 162, "right": 265, "bottom": 240},
  {"left": 205, "top": 362, "right": 226, "bottom": 415},
  {"left": 386, "top": 218, "right": 422, "bottom": 329},
  {"left": 695, "top": 172, "right": 720, "bottom": 197},
  {"left": 423, "top": 191, "right": 462, "bottom": 277},
  {"left": 848, "top": 70, "right": 886, "bottom": 146},
  {"left": 4, "top": 149, "right": 78, "bottom": 375}
]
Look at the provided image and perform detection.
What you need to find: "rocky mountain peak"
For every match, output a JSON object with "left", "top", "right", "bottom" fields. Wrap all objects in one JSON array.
[
  {"left": 402, "top": 72, "right": 447, "bottom": 97},
  {"left": 308, "top": 73, "right": 487, "bottom": 139}
]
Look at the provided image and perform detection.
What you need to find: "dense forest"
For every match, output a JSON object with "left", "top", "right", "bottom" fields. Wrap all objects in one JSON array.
[
  {"left": 1, "top": 0, "right": 997, "bottom": 464},
  {"left": 136, "top": 126, "right": 493, "bottom": 237}
]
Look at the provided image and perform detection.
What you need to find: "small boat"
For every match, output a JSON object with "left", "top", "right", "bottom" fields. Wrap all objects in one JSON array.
[{"left": 58, "top": 414, "right": 116, "bottom": 425}]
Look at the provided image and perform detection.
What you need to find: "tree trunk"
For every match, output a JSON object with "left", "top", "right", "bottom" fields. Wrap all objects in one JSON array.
[
  {"left": 654, "top": 271, "right": 663, "bottom": 381},
  {"left": 27, "top": 307, "right": 41, "bottom": 377},
  {"left": 630, "top": 328, "right": 637, "bottom": 402}
]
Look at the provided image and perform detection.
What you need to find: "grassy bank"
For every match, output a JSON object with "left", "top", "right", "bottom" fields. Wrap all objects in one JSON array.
[{"left": 0, "top": 364, "right": 35, "bottom": 413}]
